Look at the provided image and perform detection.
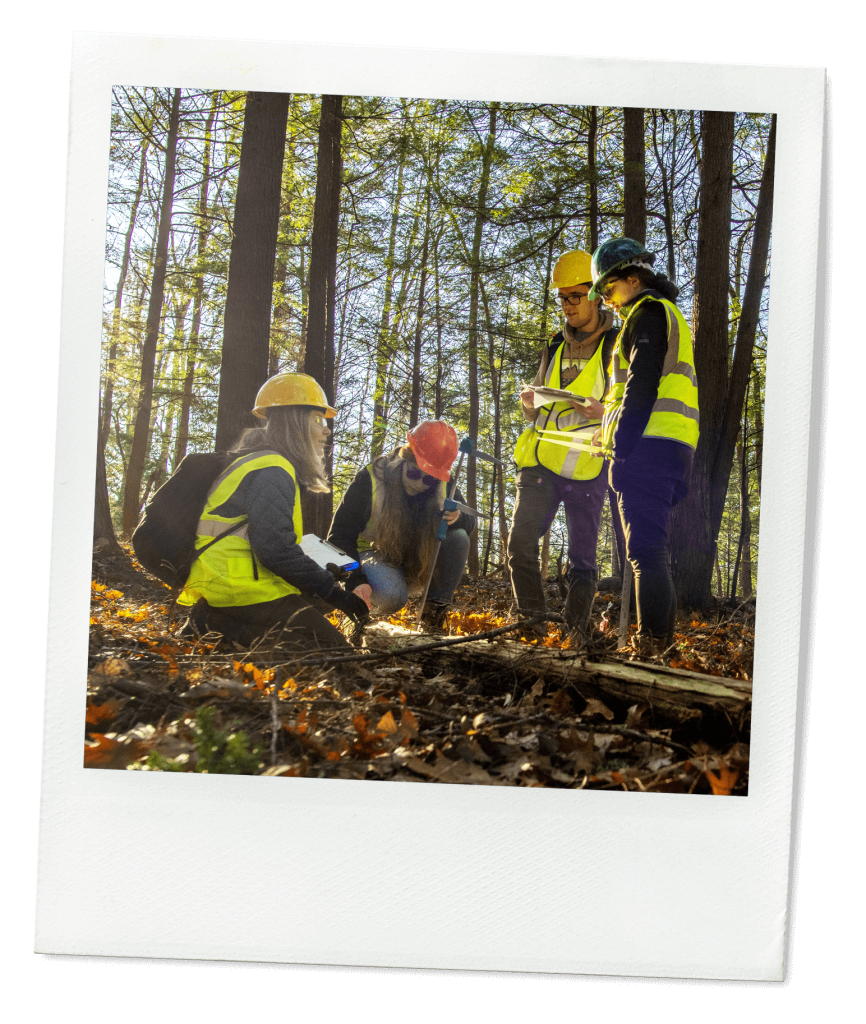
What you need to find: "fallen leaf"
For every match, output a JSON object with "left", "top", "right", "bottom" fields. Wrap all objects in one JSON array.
[
  {"left": 376, "top": 710, "right": 398, "bottom": 733},
  {"left": 584, "top": 698, "right": 614, "bottom": 720}
]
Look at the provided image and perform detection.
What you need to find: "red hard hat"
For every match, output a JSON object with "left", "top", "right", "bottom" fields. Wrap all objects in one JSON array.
[{"left": 406, "top": 420, "right": 458, "bottom": 481}]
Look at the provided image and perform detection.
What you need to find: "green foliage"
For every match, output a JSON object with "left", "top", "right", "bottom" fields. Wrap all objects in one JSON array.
[{"left": 141, "top": 706, "right": 261, "bottom": 774}]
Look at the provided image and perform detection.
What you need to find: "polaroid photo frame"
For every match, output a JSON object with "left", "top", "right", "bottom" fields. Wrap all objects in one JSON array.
[{"left": 36, "top": 32, "right": 824, "bottom": 980}]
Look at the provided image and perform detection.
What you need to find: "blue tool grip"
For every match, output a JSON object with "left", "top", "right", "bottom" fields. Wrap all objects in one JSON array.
[
  {"left": 443, "top": 497, "right": 458, "bottom": 511},
  {"left": 458, "top": 436, "right": 475, "bottom": 454},
  {"left": 437, "top": 519, "right": 448, "bottom": 541}
]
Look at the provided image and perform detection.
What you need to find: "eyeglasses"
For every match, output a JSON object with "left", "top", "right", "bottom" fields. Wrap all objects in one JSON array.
[
  {"left": 558, "top": 291, "right": 589, "bottom": 306},
  {"left": 405, "top": 465, "right": 440, "bottom": 487}
]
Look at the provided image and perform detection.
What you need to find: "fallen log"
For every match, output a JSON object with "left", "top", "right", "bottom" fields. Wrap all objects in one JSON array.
[{"left": 362, "top": 622, "right": 751, "bottom": 722}]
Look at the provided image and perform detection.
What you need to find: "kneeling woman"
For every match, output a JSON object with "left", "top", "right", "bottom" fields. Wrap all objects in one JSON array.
[
  {"left": 328, "top": 420, "right": 475, "bottom": 631},
  {"left": 177, "top": 373, "right": 368, "bottom": 652}
]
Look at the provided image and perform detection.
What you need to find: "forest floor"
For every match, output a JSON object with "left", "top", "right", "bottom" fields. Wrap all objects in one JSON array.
[{"left": 86, "top": 547, "right": 754, "bottom": 794}]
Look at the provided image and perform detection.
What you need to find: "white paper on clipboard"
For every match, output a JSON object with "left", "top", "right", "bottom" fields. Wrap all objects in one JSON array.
[
  {"left": 525, "top": 384, "right": 589, "bottom": 407},
  {"left": 299, "top": 533, "right": 359, "bottom": 571}
]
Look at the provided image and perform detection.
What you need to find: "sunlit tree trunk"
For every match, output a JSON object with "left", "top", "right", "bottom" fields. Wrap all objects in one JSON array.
[
  {"left": 121, "top": 87, "right": 181, "bottom": 537},
  {"left": 465, "top": 101, "right": 499, "bottom": 575},
  {"left": 304, "top": 93, "right": 343, "bottom": 536}
]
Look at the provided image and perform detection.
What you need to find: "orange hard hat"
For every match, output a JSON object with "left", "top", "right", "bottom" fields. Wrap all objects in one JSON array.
[{"left": 406, "top": 420, "right": 458, "bottom": 481}]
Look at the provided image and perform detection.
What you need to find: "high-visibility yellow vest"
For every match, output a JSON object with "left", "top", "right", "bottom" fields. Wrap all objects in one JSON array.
[
  {"left": 600, "top": 293, "right": 699, "bottom": 454},
  {"left": 177, "top": 450, "right": 305, "bottom": 608},
  {"left": 513, "top": 334, "right": 607, "bottom": 480}
]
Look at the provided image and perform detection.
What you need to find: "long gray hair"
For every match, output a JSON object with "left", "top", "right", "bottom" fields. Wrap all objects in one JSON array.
[{"left": 230, "top": 405, "right": 330, "bottom": 493}]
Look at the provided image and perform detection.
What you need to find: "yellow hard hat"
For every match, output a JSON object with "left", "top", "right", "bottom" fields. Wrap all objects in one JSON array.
[
  {"left": 551, "top": 249, "right": 593, "bottom": 289},
  {"left": 252, "top": 373, "right": 337, "bottom": 419}
]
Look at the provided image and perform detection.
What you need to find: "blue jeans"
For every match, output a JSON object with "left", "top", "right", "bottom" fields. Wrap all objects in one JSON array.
[{"left": 360, "top": 528, "right": 470, "bottom": 615}]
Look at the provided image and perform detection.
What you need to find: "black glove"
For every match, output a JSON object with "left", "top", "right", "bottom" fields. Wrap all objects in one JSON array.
[
  {"left": 328, "top": 585, "right": 370, "bottom": 623},
  {"left": 326, "top": 562, "right": 350, "bottom": 582}
]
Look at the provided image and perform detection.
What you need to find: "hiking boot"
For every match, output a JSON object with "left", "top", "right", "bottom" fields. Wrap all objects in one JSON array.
[
  {"left": 564, "top": 577, "right": 596, "bottom": 635},
  {"left": 627, "top": 634, "right": 669, "bottom": 661},
  {"left": 420, "top": 601, "right": 450, "bottom": 634}
]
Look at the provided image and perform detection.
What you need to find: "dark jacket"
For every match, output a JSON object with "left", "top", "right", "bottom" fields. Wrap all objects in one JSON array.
[
  {"left": 209, "top": 465, "right": 336, "bottom": 600},
  {"left": 328, "top": 461, "right": 476, "bottom": 590},
  {"left": 611, "top": 290, "right": 671, "bottom": 461}
]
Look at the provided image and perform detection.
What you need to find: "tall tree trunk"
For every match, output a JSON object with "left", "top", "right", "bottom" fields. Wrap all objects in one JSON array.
[
  {"left": 736, "top": 432, "right": 753, "bottom": 598},
  {"left": 214, "top": 91, "right": 291, "bottom": 451},
  {"left": 121, "top": 87, "right": 181, "bottom": 537},
  {"left": 623, "top": 107, "right": 646, "bottom": 244},
  {"left": 587, "top": 106, "right": 599, "bottom": 252},
  {"left": 669, "top": 110, "right": 736, "bottom": 609},
  {"left": 650, "top": 110, "right": 678, "bottom": 279},
  {"left": 465, "top": 102, "right": 499, "bottom": 576},
  {"left": 371, "top": 134, "right": 408, "bottom": 456},
  {"left": 303, "top": 94, "right": 343, "bottom": 536},
  {"left": 671, "top": 113, "right": 775, "bottom": 609},
  {"left": 101, "top": 135, "right": 150, "bottom": 452},
  {"left": 94, "top": 447, "right": 123, "bottom": 554},
  {"left": 409, "top": 186, "right": 432, "bottom": 429}
]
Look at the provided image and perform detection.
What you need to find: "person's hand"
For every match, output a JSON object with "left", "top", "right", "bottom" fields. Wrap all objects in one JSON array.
[
  {"left": 329, "top": 585, "right": 370, "bottom": 623},
  {"left": 443, "top": 509, "right": 459, "bottom": 525},
  {"left": 352, "top": 583, "right": 372, "bottom": 609},
  {"left": 519, "top": 387, "right": 536, "bottom": 411},
  {"left": 590, "top": 426, "right": 603, "bottom": 456},
  {"left": 569, "top": 396, "right": 604, "bottom": 419}
]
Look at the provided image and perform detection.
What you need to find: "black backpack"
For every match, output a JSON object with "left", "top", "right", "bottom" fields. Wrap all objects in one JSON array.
[{"left": 132, "top": 451, "right": 247, "bottom": 588}]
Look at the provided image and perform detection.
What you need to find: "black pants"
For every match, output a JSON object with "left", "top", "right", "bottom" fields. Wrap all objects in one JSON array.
[
  {"left": 610, "top": 438, "right": 692, "bottom": 641},
  {"left": 190, "top": 594, "right": 352, "bottom": 654}
]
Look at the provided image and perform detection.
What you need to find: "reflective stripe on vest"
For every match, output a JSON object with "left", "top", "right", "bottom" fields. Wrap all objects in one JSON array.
[
  {"left": 601, "top": 294, "right": 699, "bottom": 454},
  {"left": 513, "top": 335, "right": 606, "bottom": 480},
  {"left": 176, "top": 450, "right": 304, "bottom": 608}
]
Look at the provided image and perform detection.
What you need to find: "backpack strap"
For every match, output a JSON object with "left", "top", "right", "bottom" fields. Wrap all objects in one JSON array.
[{"left": 185, "top": 516, "right": 249, "bottom": 571}]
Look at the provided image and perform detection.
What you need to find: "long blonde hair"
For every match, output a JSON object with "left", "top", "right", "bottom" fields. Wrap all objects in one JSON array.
[
  {"left": 371, "top": 446, "right": 445, "bottom": 586},
  {"left": 231, "top": 405, "right": 330, "bottom": 493}
]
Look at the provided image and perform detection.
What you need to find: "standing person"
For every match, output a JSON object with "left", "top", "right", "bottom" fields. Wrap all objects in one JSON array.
[
  {"left": 177, "top": 373, "right": 368, "bottom": 653},
  {"left": 588, "top": 237, "right": 699, "bottom": 656},
  {"left": 508, "top": 249, "right": 619, "bottom": 641},
  {"left": 328, "top": 420, "right": 475, "bottom": 632}
]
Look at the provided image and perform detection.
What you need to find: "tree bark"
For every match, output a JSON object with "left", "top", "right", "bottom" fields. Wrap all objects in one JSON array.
[
  {"left": 623, "top": 107, "right": 646, "bottom": 244},
  {"left": 669, "top": 110, "right": 735, "bottom": 609},
  {"left": 214, "top": 91, "right": 291, "bottom": 452},
  {"left": 465, "top": 102, "right": 499, "bottom": 576},
  {"left": 587, "top": 106, "right": 599, "bottom": 252},
  {"left": 121, "top": 87, "right": 181, "bottom": 537},
  {"left": 303, "top": 94, "right": 343, "bottom": 536},
  {"left": 409, "top": 185, "right": 432, "bottom": 429}
]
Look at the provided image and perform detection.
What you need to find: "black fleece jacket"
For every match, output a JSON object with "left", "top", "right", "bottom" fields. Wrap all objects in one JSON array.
[
  {"left": 328, "top": 464, "right": 476, "bottom": 590},
  {"left": 611, "top": 291, "right": 670, "bottom": 461},
  {"left": 210, "top": 466, "right": 337, "bottom": 601}
]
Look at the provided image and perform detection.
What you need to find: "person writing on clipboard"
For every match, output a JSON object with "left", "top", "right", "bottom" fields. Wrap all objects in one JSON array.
[{"left": 508, "top": 248, "right": 619, "bottom": 643}]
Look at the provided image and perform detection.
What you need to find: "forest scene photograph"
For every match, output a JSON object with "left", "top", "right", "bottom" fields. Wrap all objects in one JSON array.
[{"left": 86, "top": 86, "right": 772, "bottom": 794}]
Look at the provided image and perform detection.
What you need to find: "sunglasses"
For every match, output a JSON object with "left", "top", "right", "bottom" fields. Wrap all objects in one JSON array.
[{"left": 405, "top": 465, "right": 440, "bottom": 487}]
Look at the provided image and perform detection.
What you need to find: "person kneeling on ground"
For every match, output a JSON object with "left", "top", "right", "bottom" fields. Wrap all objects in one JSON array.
[
  {"left": 328, "top": 419, "right": 475, "bottom": 632},
  {"left": 176, "top": 373, "right": 368, "bottom": 653}
]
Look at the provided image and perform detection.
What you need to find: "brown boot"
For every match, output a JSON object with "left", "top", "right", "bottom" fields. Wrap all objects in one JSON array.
[
  {"left": 420, "top": 601, "right": 450, "bottom": 634},
  {"left": 627, "top": 634, "right": 668, "bottom": 661}
]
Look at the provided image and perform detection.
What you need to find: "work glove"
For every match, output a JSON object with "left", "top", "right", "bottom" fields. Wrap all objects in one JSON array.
[
  {"left": 326, "top": 562, "right": 350, "bottom": 582},
  {"left": 328, "top": 585, "right": 370, "bottom": 624}
]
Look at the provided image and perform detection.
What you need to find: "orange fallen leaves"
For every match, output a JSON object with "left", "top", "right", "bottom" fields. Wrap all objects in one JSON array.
[{"left": 705, "top": 765, "right": 739, "bottom": 796}]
